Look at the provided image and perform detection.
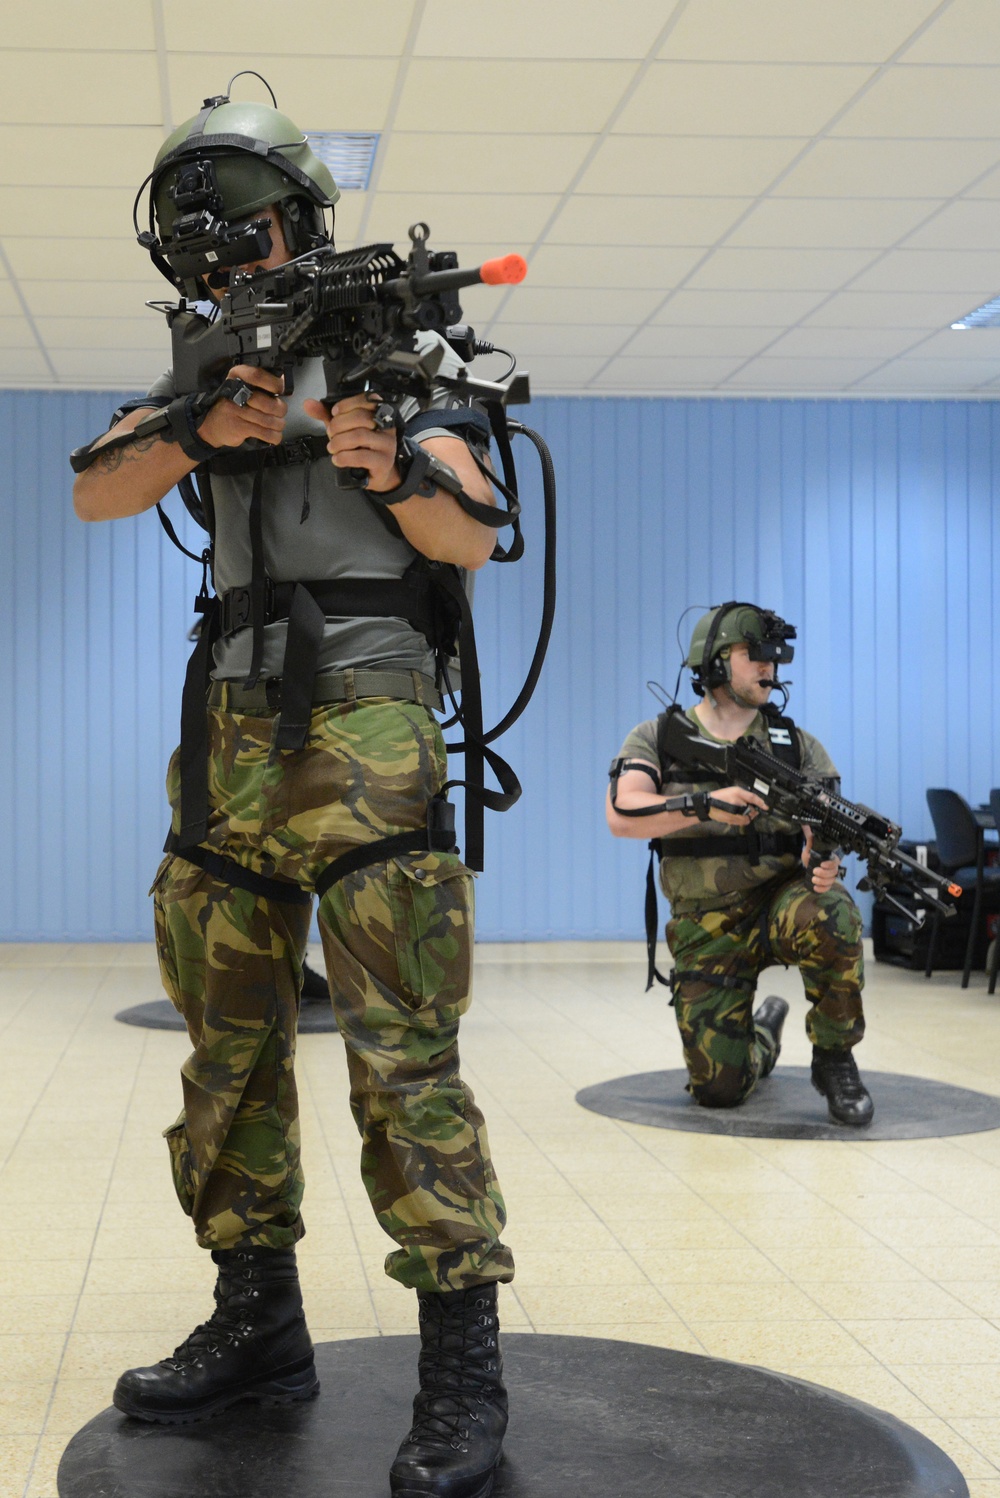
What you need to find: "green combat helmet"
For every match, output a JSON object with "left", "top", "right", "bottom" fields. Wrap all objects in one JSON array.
[
  {"left": 137, "top": 72, "right": 340, "bottom": 298},
  {"left": 686, "top": 601, "right": 796, "bottom": 697}
]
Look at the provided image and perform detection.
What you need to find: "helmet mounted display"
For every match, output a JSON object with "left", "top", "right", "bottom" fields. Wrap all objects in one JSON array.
[
  {"left": 686, "top": 601, "right": 796, "bottom": 697},
  {"left": 135, "top": 72, "right": 341, "bottom": 299}
]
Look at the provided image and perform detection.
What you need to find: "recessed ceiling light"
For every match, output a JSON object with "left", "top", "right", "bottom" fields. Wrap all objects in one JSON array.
[
  {"left": 305, "top": 132, "right": 379, "bottom": 191},
  {"left": 950, "top": 295, "right": 1000, "bottom": 330}
]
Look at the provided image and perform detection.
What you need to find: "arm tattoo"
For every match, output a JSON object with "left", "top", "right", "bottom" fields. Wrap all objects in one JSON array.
[{"left": 93, "top": 432, "right": 163, "bottom": 475}]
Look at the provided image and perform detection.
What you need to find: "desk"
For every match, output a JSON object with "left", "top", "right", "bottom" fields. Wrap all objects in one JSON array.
[{"left": 976, "top": 805, "right": 997, "bottom": 832}]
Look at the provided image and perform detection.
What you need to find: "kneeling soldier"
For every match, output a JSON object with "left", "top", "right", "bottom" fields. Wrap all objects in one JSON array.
[{"left": 607, "top": 602, "right": 873, "bottom": 1127}]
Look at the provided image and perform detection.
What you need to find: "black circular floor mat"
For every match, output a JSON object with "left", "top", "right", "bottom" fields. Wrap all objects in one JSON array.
[
  {"left": 57, "top": 1334, "right": 967, "bottom": 1498},
  {"left": 577, "top": 1067, "right": 1000, "bottom": 1140},
  {"left": 115, "top": 998, "right": 337, "bottom": 1033}
]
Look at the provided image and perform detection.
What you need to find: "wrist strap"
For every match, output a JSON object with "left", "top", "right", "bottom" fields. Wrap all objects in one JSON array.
[{"left": 162, "top": 394, "right": 218, "bottom": 464}]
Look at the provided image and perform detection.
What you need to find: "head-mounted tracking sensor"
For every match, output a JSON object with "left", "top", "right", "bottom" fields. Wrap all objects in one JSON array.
[{"left": 746, "top": 608, "right": 796, "bottom": 666}]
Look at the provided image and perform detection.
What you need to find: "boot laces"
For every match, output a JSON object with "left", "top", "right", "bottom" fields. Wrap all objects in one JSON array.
[
  {"left": 820, "top": 1051, "right": 867, "bottom": 1100},
  {"left": 407, "top": 1296, "right": 500, "bottom": 1452},
  {"left": 163, "top": 1257, "right": 259, "bottom": 1370}
]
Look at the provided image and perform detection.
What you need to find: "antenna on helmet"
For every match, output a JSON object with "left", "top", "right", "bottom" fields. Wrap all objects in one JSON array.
[{"left": 227, "top": 70, "right": 278, "bottom": 107}]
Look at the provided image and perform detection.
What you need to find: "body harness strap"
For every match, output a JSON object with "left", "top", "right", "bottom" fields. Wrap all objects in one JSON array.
[{"left": 84, "top": 387, "right": 556, "bottom": 884}]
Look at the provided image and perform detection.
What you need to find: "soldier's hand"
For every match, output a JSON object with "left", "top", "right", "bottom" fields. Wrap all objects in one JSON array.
[
  {"left": 708, "top": 786, "right": 767, "bottom": 826},
  {"left": 802, "top": 826, "right": 841, "bottom": 893},
  {"left": 303, "top": 392, "right": 399, "bottom": 490},
  {"left": 199, "top": 365, "right": 287, "bottom": 449}
]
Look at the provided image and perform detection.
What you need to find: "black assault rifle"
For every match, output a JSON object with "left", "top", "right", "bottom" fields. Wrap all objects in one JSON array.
[
  {"left": 166, "top": 222, "right": 527, "bottom": 481},
  {"left": 70, "top": 223, "right": 530, "bottom": 481},
  {"left": 660, "top": 708, "right": 962, "bottom": 925}
]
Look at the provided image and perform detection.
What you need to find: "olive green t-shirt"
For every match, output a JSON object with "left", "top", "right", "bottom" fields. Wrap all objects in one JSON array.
[{"left": 616, "top": 707, "right": 838, "bottom": 915}]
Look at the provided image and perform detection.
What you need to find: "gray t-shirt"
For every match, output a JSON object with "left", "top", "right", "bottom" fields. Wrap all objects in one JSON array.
[{"left": 146, "top": 332, "right": 477, "bottom": 681}]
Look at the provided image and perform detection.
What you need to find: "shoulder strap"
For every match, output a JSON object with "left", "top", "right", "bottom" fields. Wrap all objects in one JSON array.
[{"left": 760, "top": 707, "right": 802, "bottom": 770}]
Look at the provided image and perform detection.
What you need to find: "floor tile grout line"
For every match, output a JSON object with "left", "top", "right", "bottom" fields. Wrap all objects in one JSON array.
[
  {"left": 22, "top": 981, "right": 152, "bottom": 1498},
  {"left": 0, "top": 968, "right": 118, "bottom": 1178},
  {"left": 464, "top": 992, "right": 730, "bottom": 1350},
  {"left": 297, "top": 1033, "right": 387, "bottom": 1334}
]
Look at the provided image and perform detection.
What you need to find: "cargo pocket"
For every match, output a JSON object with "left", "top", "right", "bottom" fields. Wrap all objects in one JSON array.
[
  {"left": 387, "top": 850, "right": 474, "bottom": 1011},
  {"left": 163, "top": 1114, "right": 196, "bottom": 1217}
]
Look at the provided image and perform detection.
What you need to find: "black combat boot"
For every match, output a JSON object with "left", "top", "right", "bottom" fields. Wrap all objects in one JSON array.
[
  {"left": 811, "top": 1046, "right": 875, "bottom": 1126},
  {"left": 753, "top": 995, "right": 789, "bottom": 1079},
  {"left": 390, "top": 1283, "right": 508, "bottom": 1498},
  {"left": 113, "top": 1245, "right": 318, "bottom": 1424}
]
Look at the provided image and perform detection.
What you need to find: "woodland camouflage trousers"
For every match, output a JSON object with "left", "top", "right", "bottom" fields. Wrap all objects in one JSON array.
[
  {"left": 151, "top": 696, "right": 513, "bottom": 1293},
  {"left": 666, "top": 876, "right": 865, "bottom": 1108}
]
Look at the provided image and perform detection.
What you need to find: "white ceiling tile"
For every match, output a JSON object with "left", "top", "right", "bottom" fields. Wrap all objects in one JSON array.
[
  {"left": 901, "top": 199, "right": 1000, "bottom": 251},
  {"left": 1, "top": 2, "right": 155, "bottom": 49},
  {"left": 0, "top": 125, "right": 163, "bottom": 188},
  {"left": 0, "top": 316, "right": 42, "bottom": 349},
  {"left": 801, "top": 291, "right": 973, "bottom": 329},
  {"left": 0, "top": 186, "right": 137, "bottom": 238},
  {"left": 728, "top": 198, "right": 935, "bottom": 249},
  {"left": 361, "top": 194, "right": 561, "bottom": 245},
  {"left": 578, "top": 136, "right": 805, "bottom": 196},
  {"left": 627, "top": 325, "right": 786, "bottom": 358},
  {"left": 0, "top": 51, "right": 161, "bottom": 126},
  {"left": 772, "top": 139, "right": 1000, "bottom": 198},
  {"left": 901, "top": 0, "right": 1000, "bottom": 64},
  {"left": 378, "top": 134, "right": 594, "bottom": 195},
  {"left": 551, "top": 195, "right": 750, "bottom": 246},
  {"left": 723, "top": 357, "right": 881, "bottom": 388},
  {"left": 902, "top": 327, "right": 1000, "bottom": 359},
  {"left": 615, "top": 63, "right": 875, "bottom": 137},
  {"left": 4, "top": 237, "right": 156, "bottom": 283},
  {"left": 49, "top": 349, "right": 177, "bottom": 385},
  {"left": 0, "top": 283, "right": 28, "bottom": 317},
  {"left": 522, "top": 245, "right": 705, "bottom": 288},
  {"left": 595, "top": 356, "right": 746, "bottom": 389},
  {"left": 20, "top": 278, "right": 167, "bottom": 319},
  {"left": 834, "top": 67, "right": 1000, "bottom": 138},
  {"left": 0, "top": 348, "right": 57, "bottom": 380},
  {"left": 661, "top": 1, "right": 941, "bottom": 63},
  {"left": 484, "top": 287, "right": 665, "bottom": 324},
  {"left": 35, "top": 317, "right": 182, "bottom": 352},
  {"left": 964, "top": 163, "right": 1000, "bottom": 198},
  {"left": 652, "top": 289, "right": 829, "bottom": 325},
  {"left": 395, "top": 61, "right": 634, "bottom": 133},
  {"left": 416, "top": 1, "right": 671, "bottom": 59},
  {"left": 167, "top": 55, "right": 397, "bottom": 131},
  {"left": 330, "top": 194, "right": 366, "bottom": 245},
  {"left": 515, "top": 356, "right": 614, "bottom": 390},
  {"left": 485, "top": 324, "right": 634, "bottom": 358},
  {"left": 163, "top": 2, "right": 416, "bottom": 55},
  {"left": 765, "top": 327, "right": 927, "bottom": 359},
  {"left": 848, "top": 250, "right": 1000, "bottom": 294},
  {"left": 685, "top": 247, "right": 877, "bottom": 291},
  {"left": 855, "top": 357, "right": 1000, "bottom": 389}
]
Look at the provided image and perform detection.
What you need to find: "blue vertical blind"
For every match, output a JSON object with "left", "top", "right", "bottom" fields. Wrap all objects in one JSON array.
[{"left": 2, "top": 392, "right": 998, "bottom": 941}]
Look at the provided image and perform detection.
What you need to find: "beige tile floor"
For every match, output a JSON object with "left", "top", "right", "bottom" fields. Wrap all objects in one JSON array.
[{"left": 2, "top": 938, "right": 1000, "bottom": 1496}]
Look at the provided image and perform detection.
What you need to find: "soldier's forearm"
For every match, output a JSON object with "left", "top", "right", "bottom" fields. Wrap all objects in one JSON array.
[{"left": 73, "top": 424, "right": 197, "bottom": 521}]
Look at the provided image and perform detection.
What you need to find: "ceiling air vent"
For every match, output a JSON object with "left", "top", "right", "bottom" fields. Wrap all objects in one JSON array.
[
  {"left": 951, "top": 295, "right": 1000, "bottom": 330},
  {"left": 305, "top": 132, "right": 379, "bottom": 191}
]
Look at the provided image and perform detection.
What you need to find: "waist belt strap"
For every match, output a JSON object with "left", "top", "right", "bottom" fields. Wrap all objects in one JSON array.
[
  {"left": 207, "top": 435, "right": 329, "bottom": 475},
  {"left": 657, "top": 831, "right": 803, "bottom": 860},
  {"left": 218, "top": 573, "right": 440, "bottom": 753},
  {"left": 219, "top": 577, "right": 439, "bottom": 643}
]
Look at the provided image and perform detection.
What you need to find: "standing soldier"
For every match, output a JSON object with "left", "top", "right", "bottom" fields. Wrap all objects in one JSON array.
[
  {"left": 72, "top": 85, "right": 513, "bottom": 1498},
  {"left": 607, "top": 603, "right": 874, "bottom": 1127}
]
